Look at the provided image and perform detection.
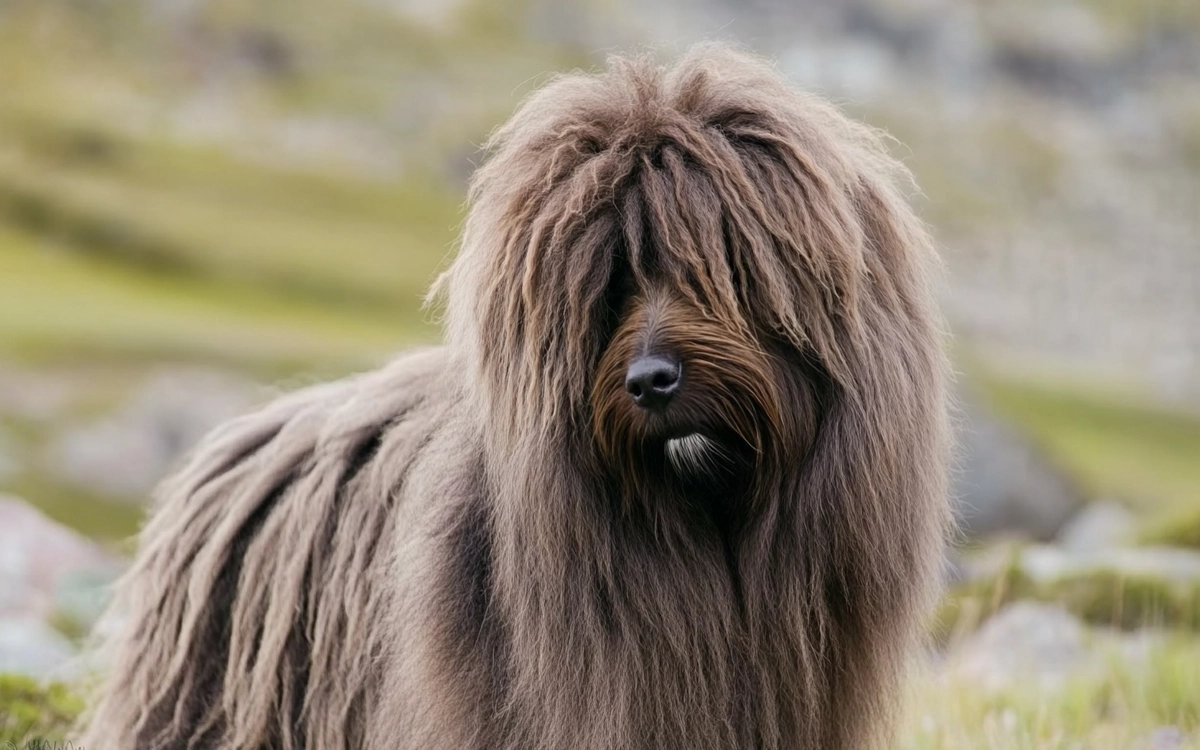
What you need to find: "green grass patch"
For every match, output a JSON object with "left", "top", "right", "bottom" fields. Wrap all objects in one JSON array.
[
  {"left": 0, "top": 675, "right": 83, "bottom": 746},
  {"left": 901, "top": 636, "right": 1200, "bottom": 749},
  {"left": 0, "top": 223, "right": 432, "bottom": 371},
  {"left": 0, "top": 99, "right": 465, "bottom": 242},
  {"left": 1142, "top": 506, "right": 1200, "bottom": 551},
  {"left": 0, "top": 144, "right": 459, "bottom": 313},
  {"left": 935, "top": 551, "right": 1200, "bottom": 643},
  {"left": 0, "top": 90, "right": 455, "bottom": 373},
  {"left": 974, "top": 373, "right": 1200, "bottom": 515}
]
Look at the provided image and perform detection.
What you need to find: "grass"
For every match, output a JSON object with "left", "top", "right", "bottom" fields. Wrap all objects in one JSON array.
[
  {"left": 900, "top": 637, "right": 1200, "bottom": 749},
  {"left": 975, "top": 372, "right": 1200, "bottom": 516},
  {"left": 0, "top": 675, "right": 83, "bottom": 746},
  {"left": 1142, "top": 506, "right": 1200, "bottom": 551},
  {"left": 0, "top": 224, "right": 431, "bottom": 370},
  {"left": 936, "top": 555, "right": 1200, "bottom": 643},
  {"left": 0, "top": 117, "right": 461, "bottom": 313},
  {"left": 0, "top": 53, "right": 462, "bottom": 369}
]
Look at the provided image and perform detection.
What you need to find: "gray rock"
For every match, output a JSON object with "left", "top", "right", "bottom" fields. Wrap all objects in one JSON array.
[
  {"left": 0, "top": 617, "right": 78, "bottom": 679},
  {"left": 0, "top": 494, "right": 123, "bottom": 623},
  {"left": 952, "top": 385, "right": 1083, "bottom": 540},
  {"left": 944, "top": 601, "right": 1162, "bottom": 693},
  {"left": 47, "top": 368, "right": 265, "bottom": 500},
  {"left": 1057, "top": 501, "right": 1137, "bottom": 551},
  {"left": 946, "top": 602, "right": 1094, "bottom": 692}
]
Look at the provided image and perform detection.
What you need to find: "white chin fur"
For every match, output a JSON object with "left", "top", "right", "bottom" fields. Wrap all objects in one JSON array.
[{"left": 664, "top": 433, "right": 724, "bottom": 477}]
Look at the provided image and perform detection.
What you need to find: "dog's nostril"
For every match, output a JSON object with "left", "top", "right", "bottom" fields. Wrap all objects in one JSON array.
[{"left": 625, "top": 356, "right": 681, "bottom": 410}]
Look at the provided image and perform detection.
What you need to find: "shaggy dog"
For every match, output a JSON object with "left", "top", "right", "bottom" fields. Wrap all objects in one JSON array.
[{"left": 80, "top": 44, "right": 950, "bottom": 750}]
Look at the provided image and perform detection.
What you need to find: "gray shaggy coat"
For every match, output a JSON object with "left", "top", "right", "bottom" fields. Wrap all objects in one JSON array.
[{"left": 79, "top": 44, "right": 950, "bottom": 750}]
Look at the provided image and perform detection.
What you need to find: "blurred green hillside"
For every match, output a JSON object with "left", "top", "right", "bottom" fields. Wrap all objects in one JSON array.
[{"left": 0, "top": 8, "right": 448, "bottom": 373}]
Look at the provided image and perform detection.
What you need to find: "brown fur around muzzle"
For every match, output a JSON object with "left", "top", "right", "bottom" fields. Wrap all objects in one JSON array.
[
  {"left": 590, "top": 291, "right": 808, "bottom": 513},
  {"left": 78, "top": 43, "right": 951, "bottom": 750}
]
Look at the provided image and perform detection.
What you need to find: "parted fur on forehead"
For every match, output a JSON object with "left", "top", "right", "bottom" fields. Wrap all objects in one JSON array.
[{"left": 436, "top": 43, "right": 934, "bottom": 436}]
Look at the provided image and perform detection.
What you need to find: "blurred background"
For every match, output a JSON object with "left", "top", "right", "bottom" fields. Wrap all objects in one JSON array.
[{"left": 0, "top": 0, "right": 1198, "bottom": 746}]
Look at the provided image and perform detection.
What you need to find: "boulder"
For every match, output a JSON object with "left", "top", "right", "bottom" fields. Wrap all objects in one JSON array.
[
  {"left": 944, "top": 601, "right": 1164, "bottom": 694},
  {"left": 1056, "top": 500, "right": 1137, "bottom": 551},
  {"left": 0, "top": 494, "right": 123, "bottom": 624},
  {"left": 46, "top": 368, "right": 265, "bottom": 500},
  {"left": 952, "top": 385, "right": 1083, "bottom": 540},
  {"left": 0, "top": 617, "right": 78, "bottom": 680},
  {"left": 945, "top": 602, "right": 1095, "bottom": 692}
]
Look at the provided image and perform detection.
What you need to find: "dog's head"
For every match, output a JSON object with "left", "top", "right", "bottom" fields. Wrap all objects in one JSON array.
[{"left": 438, "top": 44, "right": 932, "bottom": 508}]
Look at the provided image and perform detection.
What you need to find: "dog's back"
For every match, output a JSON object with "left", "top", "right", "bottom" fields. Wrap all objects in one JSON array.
[{"left": 78, "top": 347, "right": 465, "bottom": 749}]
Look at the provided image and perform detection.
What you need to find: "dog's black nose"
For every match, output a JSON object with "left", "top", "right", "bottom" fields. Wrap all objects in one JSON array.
[{"left": 625, "top": 356, "right": 681, "bottom": 410}]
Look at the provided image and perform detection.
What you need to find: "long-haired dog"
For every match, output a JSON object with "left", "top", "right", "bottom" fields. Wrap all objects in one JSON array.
[{"left": 80, "top": 43, "right": 950, "bottom": 750}]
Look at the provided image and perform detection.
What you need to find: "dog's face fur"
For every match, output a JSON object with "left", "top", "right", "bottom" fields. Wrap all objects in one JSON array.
[{"left": 590, "top": 268, "right": 825, "bottom": 509}]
